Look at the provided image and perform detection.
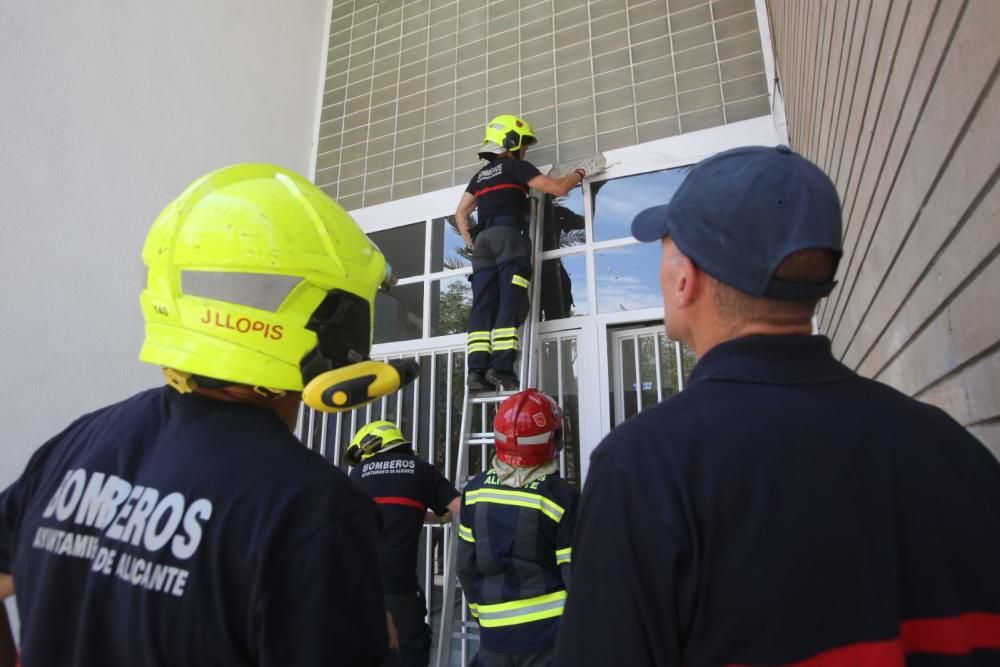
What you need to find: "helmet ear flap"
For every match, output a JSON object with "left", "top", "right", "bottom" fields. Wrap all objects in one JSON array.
[
  {"left": 345, "top": 432, "right": 383, "bottom": 465},
  {"left": 345, "top": 445, "right": 365, "bottom": 466},
  {"left": 503, "top": 130, "right": 520, "bottom": 150}
]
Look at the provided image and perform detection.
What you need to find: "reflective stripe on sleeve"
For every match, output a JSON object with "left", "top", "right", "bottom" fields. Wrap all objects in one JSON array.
[
  {"left": 556, "top": 547, "right": 572, "bottom": 565},
  {"left": 474, "top": 590, "right": 567, "bottom": 627},
  {"left": 464, "top": 488, "right": 565, "bottom": 523},
  {"left": 459, "top": 523, "right": 475, "bottom": 543},
  {"left": 511, "top": 274, "right": 530, "bottom": 288}
]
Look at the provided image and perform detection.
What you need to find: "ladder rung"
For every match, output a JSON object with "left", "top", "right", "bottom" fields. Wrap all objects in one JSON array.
[{"left": 469, "top": 391, "right": 517, "bottom": 404}]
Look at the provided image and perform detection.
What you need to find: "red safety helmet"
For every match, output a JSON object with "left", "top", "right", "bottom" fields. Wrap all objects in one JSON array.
[{"left": 493, "top": 389, "right": 563, "bottom": 467}]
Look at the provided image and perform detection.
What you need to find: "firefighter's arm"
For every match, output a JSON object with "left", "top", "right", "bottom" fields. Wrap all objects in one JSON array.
[
  {"left": 385, "top": 611, "right": 399, "bottom": 651},
  {"left": 455, "top": 494, "right": 478, "bottom": 614},
  {"left": 424, "top": 495, "right": 461, "bottom": 524},
  {"left": 527, "top": 171, "right": 584, "bottom": 198},
  {"left": 455, "top": 192, "right": 477, "bottom": 249},
  {"left": 555, "top": 491, "right": 578, "bottom": 591},
  {"left": 0, "top": 574, "right": 15, "bottom": 667}
]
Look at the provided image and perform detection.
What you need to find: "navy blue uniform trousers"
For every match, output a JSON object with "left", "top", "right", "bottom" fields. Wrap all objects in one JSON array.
[{"left": 467, "top": 224, "right": 532, "bottom": 373}]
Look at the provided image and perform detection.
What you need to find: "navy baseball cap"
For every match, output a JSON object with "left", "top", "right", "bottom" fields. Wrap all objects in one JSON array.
[{"left": 631, "top": 145, "right": 843, "bottom": 300}]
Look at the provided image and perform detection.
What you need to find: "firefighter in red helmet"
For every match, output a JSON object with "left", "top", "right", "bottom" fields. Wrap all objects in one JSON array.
[{"left": 456, "top": 389, "right": 579, "bottom": 666}]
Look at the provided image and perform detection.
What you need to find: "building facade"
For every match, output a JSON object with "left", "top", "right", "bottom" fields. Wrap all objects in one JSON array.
[
  {"left": 767, "top": 0, "right": 1000, "bottom": 457},
  {"left": 307, "top": 0, "right": 781, "bottom": 488}
]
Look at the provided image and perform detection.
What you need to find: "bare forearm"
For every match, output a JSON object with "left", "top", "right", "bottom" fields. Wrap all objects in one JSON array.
[
  {"left": 456, "top": 212, "right": 473, "bottom": 248},
  {"left": 527, "top": 171, "right": 584, "bottom": 198},
  {"left": 554, "top": 171, "right": 584, "bottom": 196},
  {"left": 455, "top": 192, "right": 477, "bottom": 248},
  {"left": 0, "top": 601, "right": 15, "bottom": 667}
]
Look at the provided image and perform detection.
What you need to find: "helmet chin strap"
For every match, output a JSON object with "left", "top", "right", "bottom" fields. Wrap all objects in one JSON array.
[{"left": 302, "top": 358, "right": 420, "bottom": 413}]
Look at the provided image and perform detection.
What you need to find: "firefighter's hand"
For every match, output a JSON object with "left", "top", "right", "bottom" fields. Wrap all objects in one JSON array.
[{"left": 574, "top": 154, "right": 607, "bottom": 178}]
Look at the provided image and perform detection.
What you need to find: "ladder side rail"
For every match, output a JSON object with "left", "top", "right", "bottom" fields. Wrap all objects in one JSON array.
[
  {"left": 435, "top": 391, "right": 514, "bottom": 667},
  {"left": 435, "top": 383, "right": 474, "bottom": 667},
  {"left": 523, "top": 194, "right": 545, "bottom": 390}
]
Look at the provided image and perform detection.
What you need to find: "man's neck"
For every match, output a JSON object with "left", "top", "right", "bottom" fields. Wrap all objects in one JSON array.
[
  {"left": 691, "top": 320, "right": 813, "bottom": 358},
  {"left": 192, "top": 386, "right": 301, "bottom": 431}
]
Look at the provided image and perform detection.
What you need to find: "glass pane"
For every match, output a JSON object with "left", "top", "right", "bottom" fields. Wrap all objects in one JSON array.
[
  {"left": 430, "top": 275, "right": 473, "bottom": 336},
  {"left": 540, "top": 340, "right": 559, "bottom": 395},
  {"left": 541, "top": 189, "right": 585, "bottom": 251},
  {"left": 394, "top": 356, "right": 414, "bottom": 434},
  {"left": 369, "top": 221, "right": 426, "bottom": 278},
  {"left": 620, "top": 337, "right": 638, "bottom": 421},
  {"left": 540, "top": 254, "right": 588, "bottom": 320},
  {"left": 416, "top": 353, "right": 432, "bottom": 461},
  {"left": 433, "top": 352, "right": 450, "bottom": 475},
  {"left": 607, "top": 336, "right": 616, "bottom": 426},
  {"left": 680, "top": 342, "right": 698, "bottom": 388},
  {"left": 430, "top": 215, "right": 472, "bottom": 272},
  {"left": 638, "top": 335, "right": 658, "bottom": 410},
  {"left": 595, "top": 244, "right": 663, "bottom": 313},
  {"left": 559, "top": 338, "right": 581, "bottom": 489},
  {"left": 374, "top": 283, "right": 423, "bottom": 343},
  {"left": 658, "top": 335, "right": 680, "bottom": 400},
  {"left": 591, "top": 166, "right": 692, "bottom": 242},
  {"left": 384, "top": 387, "right": 398, "bottom": 423}
]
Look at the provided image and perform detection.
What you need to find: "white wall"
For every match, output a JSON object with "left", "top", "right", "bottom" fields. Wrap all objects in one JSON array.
[{"left": 0, "top": 0, "right": 329, "bottom": 490}]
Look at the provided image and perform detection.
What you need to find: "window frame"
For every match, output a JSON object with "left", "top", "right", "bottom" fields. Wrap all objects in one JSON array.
[{"left": 347, "top": 115, "right": 784, "bottom": 354}]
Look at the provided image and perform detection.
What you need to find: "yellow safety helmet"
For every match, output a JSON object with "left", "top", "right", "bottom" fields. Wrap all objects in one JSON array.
[
  {"left": 347, "top": 420, "right": 411, "bottom": 464},
  {"left": 480, "top": 114, "right": 537, "bottom": 158},
  {"left": 140, "top": 163, "right": 416, "bottom": 413}
]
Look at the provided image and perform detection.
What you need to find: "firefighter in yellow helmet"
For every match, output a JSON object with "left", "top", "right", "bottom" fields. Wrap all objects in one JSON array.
[
  {"left": 456, "top": 115, "right": 607, "bottom": 390},
  {"left": 0, "top": 164, "right": 409, "bottom": 666},
  {"left": 346, "top": 421, "right": 461, "bottom": 667}
]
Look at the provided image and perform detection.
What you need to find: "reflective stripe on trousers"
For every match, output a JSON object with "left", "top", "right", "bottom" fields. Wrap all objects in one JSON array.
[
  {"left": 491, "top": 326, "right": 519, "bottom": 352},
  {"left": 468, "top": 330, "right": 492, "bottom": 355}
]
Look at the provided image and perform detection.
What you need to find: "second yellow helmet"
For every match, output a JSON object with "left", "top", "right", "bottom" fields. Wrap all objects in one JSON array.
[
  {"left": 481, "top": 114, "right": 537, "bottom": 157},
  {"left": 347, "top": 420, "right": 411, "bottom": 464}
]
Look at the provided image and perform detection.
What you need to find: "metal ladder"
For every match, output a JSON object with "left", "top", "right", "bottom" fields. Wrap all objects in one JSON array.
[{"left": 433, "top": 196, "right": 546, "bottom": 667}]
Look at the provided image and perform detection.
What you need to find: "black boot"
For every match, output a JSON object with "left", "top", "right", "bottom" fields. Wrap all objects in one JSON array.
[
  {"left": 485, "top": 368, "right": 519, "bottom": 391},
  {"left": 467, "top": 370, "right": 491, "bottom": 392}
]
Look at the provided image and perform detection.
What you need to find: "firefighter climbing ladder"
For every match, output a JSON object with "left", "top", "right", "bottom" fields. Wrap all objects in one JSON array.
[{"left": 433, "top": 196, "right": 546, "bottom": 667}]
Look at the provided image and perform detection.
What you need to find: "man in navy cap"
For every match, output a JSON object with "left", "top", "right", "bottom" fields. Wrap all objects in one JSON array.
[{"left": 555, "top": 146, "right": 1000, "bottom": 666}]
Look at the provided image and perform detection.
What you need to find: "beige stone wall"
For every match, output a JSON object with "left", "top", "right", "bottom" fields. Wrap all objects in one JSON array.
[
  {"left": 767, "top": 0, "right": 1000, "bottom": 455},
  {"left": 317, "top": 0, "right": 770, "bottom": 209}
]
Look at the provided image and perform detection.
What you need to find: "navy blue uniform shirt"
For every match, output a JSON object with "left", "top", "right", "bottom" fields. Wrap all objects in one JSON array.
[
  {"left": 349, "top": 450, "right": 458, "bottom": 594},
  {"left": 465, "top": 157, "right": 540, "bottom": 224},
  {"left": 557, "top": 335, "right": 1000, "bottom": 666},
  {"left": 0, "top": 387, "right": 389, "bottom": 666}
]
